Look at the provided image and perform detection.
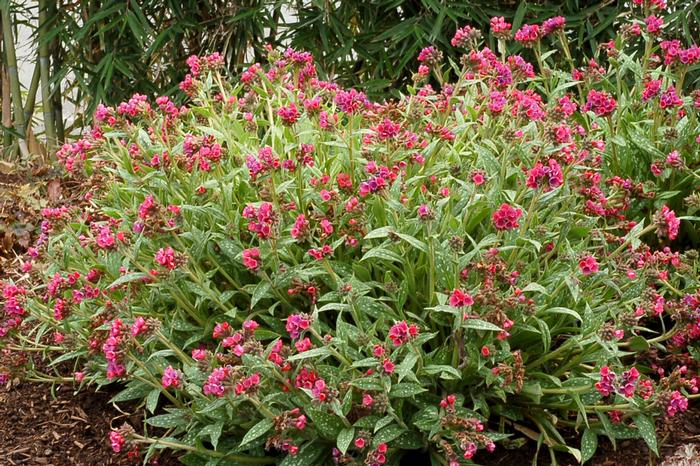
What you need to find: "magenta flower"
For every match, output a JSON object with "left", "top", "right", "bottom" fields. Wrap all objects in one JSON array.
[
  {"left": 277, "top": 102, "right": 300, "bottom": 125},
  {"left": 666, "top": 390, "right": 688, "bottom": 417},
  {"left": 526, "top": 159, "right": 564, "bottom": 191},
  {"left": 644, "top": 15, "right": 664, "bottom": 34},
  {"left": 490, "top": 16, "right": 511, "bottom": 37},
  {"left": 109, "top": 430, "right": 125, "bottom": 453},
  {"left": 618, "top": 367, "right": 639, "bottom": 398},
  {"left": 374, "top": 118, "right": 401, "bottom": 140},
  {"left": 234, "top": 373, "right": 261, "bottom": 395},
  {"left": 492, "top": 203, "right": 522, "bottom": 231},
  {"left": 286, "top": 313, "right": 311, "bottom": 339},
  {"left": 449, "top": 289, "right": 474, "bottom": 307},
  {"left": 242, "top": 247, "right": 261, "bottom": 271},
  {"left": 595, "top": 365, "right": 616, "bottom": 397},
  {"left": 542, "top": 16, "right": 566, "bottom": 36},
  {"left": 162, "top": 365, "right": 181, "bottom": 389},
  {"left": 388, "top": 321, "right": 419, "bottom": 346},
  {"left": 334, "top": 89, "right": 367, "bottom": 114},
  {"left": 578, "top": 255, "right": 599, "bottom": 276},
  {"left": 155, "top": 246, "right": 178, "bottom": 270},
  {"left": 514, "top": 24, "right": 540, "bottom": 47},
  {"left": 655, "top": 205, "right": 680, "bottom": 240},
  {"left": 203, "top": 366, "right": 233, "bottom": 397},
  {"left": 583, "top": 90, "right": 617, "bottom": 116}
]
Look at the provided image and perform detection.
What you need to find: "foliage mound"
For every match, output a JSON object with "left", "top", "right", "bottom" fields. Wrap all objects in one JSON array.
[{"left": 3, "top": 5, "right": 700, "bottom": 465}]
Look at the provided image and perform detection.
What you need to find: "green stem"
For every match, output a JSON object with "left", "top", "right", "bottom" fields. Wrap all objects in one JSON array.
[
  {"left": 22, "top": 62, "right": 40, "bottom": 123},
  {"left": 1, "top": 2, "right": 29, "bottom": 157},
  {"left": 38, "top": 0, "right": 56, "bottom": 151},
  {"left": 608, "top": 223, "right": 657, "bottom": 260},
  {"left": 130, "top": 433, "right": 274, "bottom": 463},
  {"left": 541, "top": 385, "right": 592, "bottom": 395}
]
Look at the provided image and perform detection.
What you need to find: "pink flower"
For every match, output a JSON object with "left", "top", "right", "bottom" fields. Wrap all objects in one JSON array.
[
  {"left": 417, "top": 204, "right": 433, "bottom": 219},
  {"left": 388, "top": 321, "right": 419, "bottom": 346},
  {"left": 334, "top": 89, "right": 367, "bottom": 114},
  {"left": 526, "top": 159, "right": 563, "bottom": 191},
  {"left": 277, "top": 102, "right": 300, "bottom": 125},
  {"left": 514, "top": 24, "right": 540, "bottom": 47},
  {"left": 374, "top": 118, "right": 401, "bottom": 140},
  {"left": 155, "top": 247, "right": 178, "bottom": 270},
  {"left": 449, "top": 289, "right": 474, "bottom": 307},
  {"left": 294, "top": 337, "right": 313, "bottom": 352},
  {"left": 471, "top": 170, "right": 486, "bottom": 185},
  {"left": 666, "top": 390, "right": 688, "bottom": 417},
  {"left": 579, "top": 255, "right": 599, "bottom": 276},
  {"left": 666, "top": 150, "right": 683, "bottom": 168},
  {"left": 242, "top": 248, "right": 261, "bottom": 271},
  {"left": 655, "top": 205, "right": 680, "bottom": 240},
  {"left": 659, "top": 86, "right": 683, "bottom": 109},
  {"left": 642, "top": 79, "right": 662, "bottom": 102},
  {"left": 131, "top": 317, "right": 148, "bottom": 336},
  {"left": 595, "top": 365, "right": 616, "bottom": 397},
  {"left": 286, "top": 314, "right": 311, "bottom": 339},
  {"left": 644, "top": 15, "right": 664, "bottom": 34},
  {"left": 451, "top": 25, "right": 480, "bottom": 48},
  {"left": 542, "top": 16, "right": 566, "bottom": 36},
  {"left": 492, "top": 203, "right": 522, "bottom": 230},
  {"left": 583, "top": 90, "right": 617, "bottom": 116},
  {"left": 162, "top": 365, "right": 181, "bottom": 389},
  {"left": 381, "top": 358, "right": 395, "bottom": 374},
  {"left": 203, "top": 366, "right": 233, "bottom": 397},
  {"left": 618, "top": 368, "right": 639, "bottom": 398},
  {"left": 234, "top": 373, "right": 261, "bottom": 395},
  {"left": 417, "top": 46, "right": 443, "bottom": 65},
  {"left": 490, "top": 17, "right": 511, "bottom": 37},
  {"left": 109, "top": 431, "right": 125, "bottom": 453}
]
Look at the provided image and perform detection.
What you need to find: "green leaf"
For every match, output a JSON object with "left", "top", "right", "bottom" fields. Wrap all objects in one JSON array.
[
  {"left": 422, "top": 364, "right": 461, "bottom": 380},
  {"left": 107, "top": 272, "right": 148, "bottom": 289},
  {"left": 373, "top": 424, "right": 406, "bottom": 446},
  {"left": 278, "top": 441, "right": 325, "bottom": 466},
  {"left": 110, "top": 383, "right": 152, "bottom": 403},
  {"left": 462, "top": 319, "right": 502, "bottom": 332},
  {"left": 389, "top": 383, "right": 427, "bottom": 398},
  {"left": 287, "top": 347, "right": 331, "bottom": 361},
  {"left": 581, "top": 429, "right": 598, "bottom": 464},
  {"left": 146, "top": 389, "right": 160, "bottom": 414},
  {"left": 633, "top": 415, "right": 658, "bottom": 456},
  {"left": 337, "top": 427, "right": 355, "bottom": 454},
  {"left": 543, "top": 307, "right": 582, "bottom": 322},
  {"left": 361, "top": 247, "right": 405, "bottom": 264},
  {"left": 199, "top": 421, "right": 224, "bottom": 450},
  {"left": 306, "top": 409, "right": 344, "bottom": 440},
  {"left": 146, "top": 412, "right": 188, "bottom": 428},
  {"left": 239, "top": 418, "right": 274, "bottom": 448}
]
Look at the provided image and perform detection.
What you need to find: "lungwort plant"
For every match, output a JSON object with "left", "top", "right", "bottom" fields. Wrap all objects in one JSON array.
[{"left": 3, "top": 3, "right": 700, "bottom": 465}]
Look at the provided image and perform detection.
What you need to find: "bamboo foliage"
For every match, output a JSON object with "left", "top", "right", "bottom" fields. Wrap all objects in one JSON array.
[{"left": 1, "top": 0, "right": 700, "bottom": 160}]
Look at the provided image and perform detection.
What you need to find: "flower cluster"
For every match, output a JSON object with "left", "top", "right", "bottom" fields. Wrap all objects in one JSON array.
[{"left": 8, "top": 8, "right": 700, "bottom": 466}]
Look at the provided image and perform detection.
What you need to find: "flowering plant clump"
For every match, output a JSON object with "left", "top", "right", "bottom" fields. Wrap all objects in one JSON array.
[{"left": 3, "top": 4, "right": 700, "bottom": 465}]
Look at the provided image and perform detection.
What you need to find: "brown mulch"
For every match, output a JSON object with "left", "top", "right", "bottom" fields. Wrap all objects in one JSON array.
[{"left": 0, "top": 378, "right": 136, "bottom": 465}]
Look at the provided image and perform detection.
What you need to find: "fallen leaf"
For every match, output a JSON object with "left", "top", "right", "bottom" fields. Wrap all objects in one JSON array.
[{"left": 47, "top": 179, "right": 62, "bottom": 202}]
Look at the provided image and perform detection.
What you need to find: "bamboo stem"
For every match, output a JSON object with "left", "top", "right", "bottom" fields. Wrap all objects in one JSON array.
[
  {"left": 22, "top": 61, "right": 40, "bottom": 123},
  {"left": 49, "top": 0, "right": 63, "bottom": 142},
  {"left": 38, "top": 0, "right": 56, "bottom": 151},
  {"left": 1, "top": 1, "right": 29, "bottom": 157}
]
